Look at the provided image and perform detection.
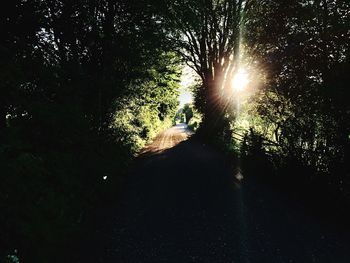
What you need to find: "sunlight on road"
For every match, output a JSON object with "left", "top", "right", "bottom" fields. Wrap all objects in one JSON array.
[{"left": 141, "top": 124, "right": 193, "bottom": 154}]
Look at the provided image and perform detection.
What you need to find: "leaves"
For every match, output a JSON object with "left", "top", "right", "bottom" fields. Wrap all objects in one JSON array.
[
  {"left": 243, "top": 0, "right": 350, "bottom": 174},
  {"left": 0, "top": 0, "right": 180, "bottom": 261}
]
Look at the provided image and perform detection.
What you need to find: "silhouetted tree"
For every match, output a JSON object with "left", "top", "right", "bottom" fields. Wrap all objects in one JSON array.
[
  {"left": 158, "top": 0, "right": 253, "bottom": 137},
  {"left": 245, "top": 0, "right": 350, "bottom": 190}
]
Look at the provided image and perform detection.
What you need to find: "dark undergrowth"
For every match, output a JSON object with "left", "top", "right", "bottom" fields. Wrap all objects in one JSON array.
[
  {"left": 241, "top": 150, "right": 350, "bottom": 228},
  {"left": 199, "top": 127, "right": 350, "bottom": 228},
  {"left": 0, "top": 125, "right": 130, "bottom": 262}
]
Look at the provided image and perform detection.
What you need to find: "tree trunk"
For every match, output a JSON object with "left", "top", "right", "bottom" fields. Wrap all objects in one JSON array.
[{"left": 200, "top": 81, "right": 227, "bottom": 139}]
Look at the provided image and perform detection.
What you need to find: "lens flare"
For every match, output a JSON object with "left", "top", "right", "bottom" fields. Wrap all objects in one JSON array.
[{"left": 232, "top": 69, "right": 249, "bottom": 92}]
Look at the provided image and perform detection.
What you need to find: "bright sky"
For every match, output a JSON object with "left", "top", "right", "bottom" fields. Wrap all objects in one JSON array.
[{"left": 179, "top": 66, "right": 196, "bottom": 108}]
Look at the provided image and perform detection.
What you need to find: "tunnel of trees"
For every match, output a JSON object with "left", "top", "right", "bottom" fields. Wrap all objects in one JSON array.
[{"left": 0, "top": 0, "right": 349, "bottom": 262}]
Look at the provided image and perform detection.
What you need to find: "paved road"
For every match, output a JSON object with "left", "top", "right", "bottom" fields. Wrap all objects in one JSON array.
[{"left": 87, "top": 124, "right": 350, "bottom": 263}]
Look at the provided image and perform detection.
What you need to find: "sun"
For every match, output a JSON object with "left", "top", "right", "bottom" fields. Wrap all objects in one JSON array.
[{"left": 232, "top": 68, "right": 249, "bottom": 92}]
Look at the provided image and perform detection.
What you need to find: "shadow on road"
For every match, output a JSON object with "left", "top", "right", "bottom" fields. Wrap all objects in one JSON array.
[{"left": 83, "top": 133, "right": 350, "bottom": 263}]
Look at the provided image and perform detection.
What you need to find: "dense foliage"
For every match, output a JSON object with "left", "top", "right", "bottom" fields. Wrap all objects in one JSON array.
[
  {"left": 0, "top": 0, "right": 179, "bottom": 262},
  {"left": 153, "top": 0, "right": 251, "bottom": 137},
  {"left": 238, "top": 0, "right": 350, "bottom": 197},
  {"left": 173, "top": 0, "right": 350, "bottom": 208},
  {"left": 1, "top": 0, "right": 349, "bottom": 261},
  {"left": 176, "top": 103, "right": 202, "bottom": 131}
]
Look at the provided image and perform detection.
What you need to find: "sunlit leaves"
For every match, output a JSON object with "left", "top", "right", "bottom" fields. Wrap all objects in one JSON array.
[{"left": 243, "top": 0, "right": 350, "bottom": 173}]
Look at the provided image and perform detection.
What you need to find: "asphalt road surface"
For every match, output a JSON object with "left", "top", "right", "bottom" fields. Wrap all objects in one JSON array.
[{"left": 86, "top": 124, "right": 350, "bottom": 263}]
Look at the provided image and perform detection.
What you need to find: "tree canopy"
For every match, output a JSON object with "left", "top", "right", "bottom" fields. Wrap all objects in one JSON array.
[
  {"left": 155, "top": 0, "right": 253, "bottom": 136},
  {"left": 1, "top": 0, "right": 349, "bottom": 262},
  {"left": 0, "top": 0, "right": 179, "bottom": 261}
]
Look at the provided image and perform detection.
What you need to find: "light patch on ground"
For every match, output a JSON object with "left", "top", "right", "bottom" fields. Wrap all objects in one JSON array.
[{"left": 141, "top": 124, "right": 193, "bottom": 154}]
